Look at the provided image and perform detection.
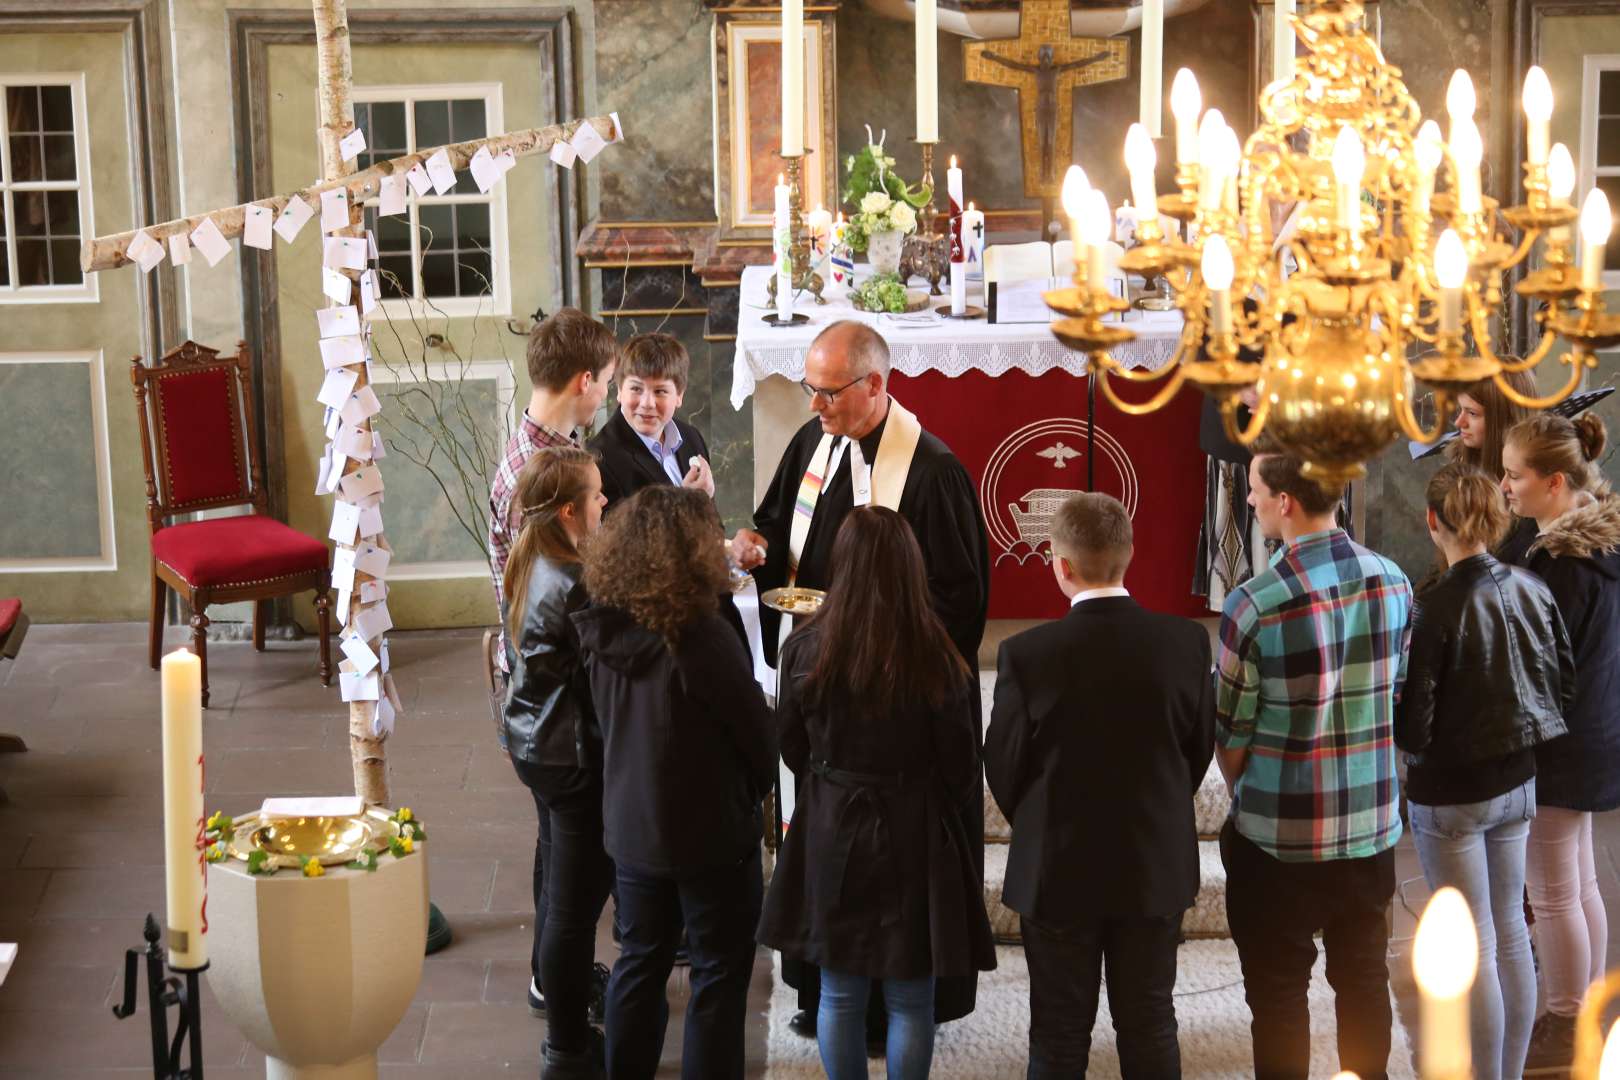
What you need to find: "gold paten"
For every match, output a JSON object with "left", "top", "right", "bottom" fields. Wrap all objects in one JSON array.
[{"left": 760, "top": 587, "right": 827, "bottom": 616}]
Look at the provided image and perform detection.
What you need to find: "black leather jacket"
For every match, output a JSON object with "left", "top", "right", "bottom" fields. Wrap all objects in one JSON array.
[
  {"left": 1396, "top": 553, "right": 1572, "bottom": 767},
  {"left": 502, "top": 555, "right": 596, "bottom": 769}
]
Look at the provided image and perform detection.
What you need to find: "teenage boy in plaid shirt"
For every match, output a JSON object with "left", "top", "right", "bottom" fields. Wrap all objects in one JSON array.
[{"left": 1215, "top": 446, "right": 1413, "bottom": 1080}]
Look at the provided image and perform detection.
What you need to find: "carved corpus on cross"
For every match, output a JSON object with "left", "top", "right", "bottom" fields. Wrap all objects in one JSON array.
[{"left": 964, "top": 0, "right": 1128, "bottom": 201}]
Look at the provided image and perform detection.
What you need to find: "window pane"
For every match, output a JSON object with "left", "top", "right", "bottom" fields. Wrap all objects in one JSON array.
[
  {"left": 14, "top": 191, "right": 46, "bottom": 236},
  {"left": 50, "top": 240, "right": 81, "bottom": 284},
  {"left": 0, "top": 248, "right": 8, "bottom": 287},
  {"left": 455, "top": 202, "right": 490, "bottom": 249},
  {"left": 40, "top": 86, "right": 73, "bottom": 132},
  {"left": 44, "top": 134, "right": 75, "bottom": 181},
  {"left": 9, "top": 135, "right": 43, "bottom": 182},
  {"left": 418, "top": 203, "right": 453, "bottom": 249},
  {"left": 420, "top": 252, "right": 455, "bottom": 297},
  {"left": 16, "top": 238, "right": 47, "bottom": 285},
  {"left": 1601, "top": 176, "right": 1620, "bottom": 271},
  {"left": 1603, "top": 70, "right": 1620, "bottom": 116},
  {"left": 413, "top": 100, "right": 450, "bottom": 150},
  {"left": 450, "top": 99, "right": 486, "bottom": 142},
  {"left": 378, "top": 255, "right": 413, "bottom": 298},
  {"left": 370, "top": 101, "right": 407, "bottom": 153},
  {"left": 1601, "top": 118, "right": 1620, "bottom": 169},
  {"left": 457, "top": 251, "right": 492, "bottom": 296},
  {"left": 46, "top": 190, "right": 79, "bottom": 236},
  {"left": 6, "top": 86, "right": 40, "bottom": 133},
  {"left": 376, "top": 211, "right": 411, "bottom": 253}
]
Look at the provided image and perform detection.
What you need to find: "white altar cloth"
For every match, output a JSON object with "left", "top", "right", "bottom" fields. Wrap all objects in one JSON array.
[{"left": 730, "top": 264, "right": 1186, "bottom": 409}]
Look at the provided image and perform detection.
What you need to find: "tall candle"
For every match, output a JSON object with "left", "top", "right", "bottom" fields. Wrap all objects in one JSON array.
[
  {"left": 1202, "top": 234, "right": 1234, "bottom": 335},
  {"left": 1522, "top": 65, "right": 1553, "bottom": 167},
  {"left": 916, "top": 0, "right": 938, "bottom": 143},
  {"left": 1332, "top": 126, "right": 1366, "bottom": 237},
  {"left": 1061, "top": 166, "right": 1089, "bottom": 270},
  {"left": 1581, "top": 187, "right": 1613, "bottom": 291},
  {"left": 1413, "top": 887, "right": 1478, "bottom": 1080},
  {"left": 1451, "top": 118, "right": 1483, "bottom": 216},
  {"left": 1445, "top": 69, "right": 1475, "bottom": 150},
  {"left": 1274, "top": 0, "right": 1296, "bottom": 85},
  {"left": 774, "top": 175, "right": 794, "bottom": 321},
  {"left": 1140, "top": 0, "right": 1164, "bottom": 137},
  {"left": 948, "top": 155, "right": 965, "bottom": 314},
  {"left": 1125, "top": 123, "right": 1159, "bottom": 230},
  {"left": 1413, "top": 120, "right": 1444, "bottom": 218},
  {"left": 781, "top": 0, "right": 804, "bottom": 156},
  {"left": 1171, "top": 68, "right": 1202, "bottom": 168},
  {"left": 161, "top": 647, "right": 207, "bottom": 969},
  {"left": 1197, "top": 110, "right": 1230, "bottom": 211},
  {"left": 1435, "top": 228, "right": 1468, "bottom": 335}
]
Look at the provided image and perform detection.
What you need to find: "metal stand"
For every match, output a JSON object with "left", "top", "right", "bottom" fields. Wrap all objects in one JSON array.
[
  {"left": 766, "top": 150, "right": 826, "bottom": 306},
  {"left": 114, "top": 914, "right": 206, "bottom": 1079}
]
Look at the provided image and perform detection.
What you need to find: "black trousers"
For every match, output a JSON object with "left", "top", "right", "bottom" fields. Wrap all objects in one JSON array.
[
  {"left": 606, "top": 848, "right": 763, "bottom": 1080},
  {"left": 1220, "top": 820, "right": 1396, "bottom": 1080},
  {"left": 1020, "top": 911, "right": 1182, "bottom": 1079},
  {"left": 510, "top": 757, "right": 554, "bottom": 984}
]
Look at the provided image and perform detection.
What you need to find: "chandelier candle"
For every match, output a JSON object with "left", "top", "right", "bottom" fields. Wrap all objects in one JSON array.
[
  {"left": 1451, "top": 118, "right": 1483, "bottom": 216},
  {"left": 1523, "top": 66, "right": 1553, "bottom": 167},
  {"left": 781, "top": 0, "right": 804, "bottom": 156},
  {"left": 1170, "top": 69, "right": 1201, "bottom": 169},
  {"left": 1548, "top": 144, "right": 1577, "bottom": 247},
  {"left": 1333, "top": 127, "right": 1366, "bottom": 239},
  {"left": 915, "top": 0, "right": 937, "bottom": 143},
  {"left": 1446, "top": 69, "right": 1475, "bottom": 149},
  {"left": 1197, "top": 110, "right": 1229, "bottom": 211},
  {"left": 1082, "top": 189, "right": 1111, "bottom": 288},
  {"left": 1435, "top": 230, "right": 1468, "bottom": 336},
  {"left": 1413, "top": 121, "right": 1443, "bottom": 217},
  {"left": 1203, "top": 235, "right": 1234, "bottom": 335},
  {"left": 1414, "top": 887, "right": 1478, "bottom": 1080},
  {"left": 1060, "top": 166, "right": 1089, "bottom": 274},
  {"left": 948, "top": 155, "right": 966, "bottom": 314},
  {"left": 1581, "top": 188, "right": 1613, "bottom": 292},
  {"left": 161, "top": 647, "right": 207, "bottom": 969}
]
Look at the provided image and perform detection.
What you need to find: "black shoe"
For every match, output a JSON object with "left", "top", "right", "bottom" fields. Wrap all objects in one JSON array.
[
  {"left": 1524, "top": 1010, "right": 1577, "bottom": 1075},
  {"left": 540, "top": 1029, "right": 605, "bottom": 1080},
  {"left": 587, "top": 962, "right": 610, "bottom": 1025},
  {"left": 788, "top": 1010, "right": 816, "bottom": 1038},
  {"left": 528, "top": 978, "right": 546, "bottom": 1017}
]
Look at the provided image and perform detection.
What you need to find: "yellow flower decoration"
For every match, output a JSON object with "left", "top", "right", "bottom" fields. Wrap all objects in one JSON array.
[
  {"left": 302, "top": 859, "right": 325, "bottom": 878},
  {"left": 204, "top": 842, "right": 228, "bottom": 863},
  {"left": 397, "top": 807, "right": 413, "bottom": 823},
  {"left": 398, "top": 835, "right": 414, "bottom": 854}
]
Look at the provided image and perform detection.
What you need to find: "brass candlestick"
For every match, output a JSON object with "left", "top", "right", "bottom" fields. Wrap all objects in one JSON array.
[
  {"left": 901, "top": 140, "right": 949, "bottom": 295},
  {"left": 767, "top": 150, "right": 826, "bottom": 306}
]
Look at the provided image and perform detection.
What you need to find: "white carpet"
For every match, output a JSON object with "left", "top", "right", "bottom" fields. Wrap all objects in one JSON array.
[{"left": 763, "top": 941, "right": 1417, "bottom": 1079}]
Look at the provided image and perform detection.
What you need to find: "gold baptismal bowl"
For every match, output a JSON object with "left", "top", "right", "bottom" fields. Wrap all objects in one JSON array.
[{"left": 227, "top": 808, "right": 398, "bottom": 869}]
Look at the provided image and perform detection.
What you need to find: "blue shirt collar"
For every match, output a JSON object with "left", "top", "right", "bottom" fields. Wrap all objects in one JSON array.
[{"left": 631, "top": 417, "right": 683, "bottom": 460}]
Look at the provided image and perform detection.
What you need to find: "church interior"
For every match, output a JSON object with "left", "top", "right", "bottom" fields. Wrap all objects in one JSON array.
[{"left": 4, "top": 0, "right": 1620, "bottom": 1076}]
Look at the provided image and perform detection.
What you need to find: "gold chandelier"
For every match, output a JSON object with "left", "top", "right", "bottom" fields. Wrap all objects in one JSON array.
[{"left": 1047, "top": 0, "right": 1620, "bottom": 487}]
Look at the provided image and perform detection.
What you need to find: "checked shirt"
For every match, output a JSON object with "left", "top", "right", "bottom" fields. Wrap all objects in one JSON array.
[
  {"left": 1216, "top": 528, "right": 1413, "bottom": 863},
  {"left": 488, "top": 411, "right": 578, "bottom": 671}
]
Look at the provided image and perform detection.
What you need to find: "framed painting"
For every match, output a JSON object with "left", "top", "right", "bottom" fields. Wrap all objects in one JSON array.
[{"left": 713, "top": 11, "right": 837, "bottom": 242}]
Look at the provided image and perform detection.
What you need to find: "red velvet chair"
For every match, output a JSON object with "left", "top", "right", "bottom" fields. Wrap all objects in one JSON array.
[{"left": 132, "top": 340, "right": 332, "bottom": 707}]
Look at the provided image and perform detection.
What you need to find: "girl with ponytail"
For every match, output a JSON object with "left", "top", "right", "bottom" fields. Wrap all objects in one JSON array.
[
  {"left": 500, "top": 446, "right": 613, "bottom": 1080},
  {"left": 1501, "top": 413, "right": 1620, "bottom": 1070},
  {"left": 1396, "top": 461, "right": 1573, "bottom": 1079}
]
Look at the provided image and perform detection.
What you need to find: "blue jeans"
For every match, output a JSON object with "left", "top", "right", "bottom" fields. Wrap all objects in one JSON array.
[
  {"left": 818, "top": 970, "right": 935, "bottom": 1080},
  {"left": 1409, "top": 778, "right": 1537, "bottom": 1080}
]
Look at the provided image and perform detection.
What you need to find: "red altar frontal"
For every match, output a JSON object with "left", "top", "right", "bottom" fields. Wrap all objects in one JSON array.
[{"left": 891, "top": 368, "right": 1210, "bottom": 620}]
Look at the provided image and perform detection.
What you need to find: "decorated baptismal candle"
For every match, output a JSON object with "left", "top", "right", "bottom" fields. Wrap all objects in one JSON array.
[
  {"left": 774, "top": 175, "right": 794, "bottom": 321},
  {"left": 161, "top": 647, "right": 208, "bottom": 969}
]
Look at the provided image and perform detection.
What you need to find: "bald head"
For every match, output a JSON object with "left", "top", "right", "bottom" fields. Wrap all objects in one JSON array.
[{"left": 810, "top": 320, "right": 891, "bottom": 383}]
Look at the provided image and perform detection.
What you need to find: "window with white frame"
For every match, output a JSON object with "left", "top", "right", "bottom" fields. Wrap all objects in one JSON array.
[
  {"left": 0, "top": 76, "right": 96, "bottom": 302},
  {"left": 353, "top": 85, "right": 509, "bottom": 317},
  {"left": 1583, "top": 57, "right": 1620, "bottom": 282}
]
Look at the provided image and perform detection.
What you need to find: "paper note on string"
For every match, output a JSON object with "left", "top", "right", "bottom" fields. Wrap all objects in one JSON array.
[
  {"left": 405, "top": 161, "right": 432, "bottom": 197},
  {"left": 316, "top": 367, "right": 360, "bottom": 409},
  {"left": 469, "top": 146, "right": 500, "bottom": 193},
  {"left": 322, "top": 266, "right": 352, "bottom": 304},
  {"left": 319, "top": 335, "right": 367, "bottom": 370},
  {"left": 340, "top": 385, "right": 382, "bottom": 424},
  {"left": 190, "top": 218, "right": 231, "bottom": 267},
  {"left": 168, "top": 231, "right": 192, "bottom": 266},
  {"left": 339, "top": 127, "right": 367, "bottom": 162},
  {"left": 338, "top": 465, "right": 385, "bottom": 501},
  {"left": 125, "top": 230, "right": 165, "bottom": 272},
  {"left": 316, "top": 304, "right": 361, "bottom": 339},
  {"left": 341, "top": 633, "right": 380, "bottom": 677},
  {"left": 323, "top": 236, "right": 367, "bottom": 272},
  {"left": 570, "top": 121, "right": 608, "bottom": 163},
  {"left": 274, "top": 196, "right": 316, "bottom": 243},
  {"left": 379, "top": 173, "right": 407, "bottom": 216},
  {"left": 549, "top": 141, "right": 577, "bottom": 169},
  {"left": 353, "top": 601, "right": 394, "bottom": 642},
  {"left": 329, "top": 500, "right": 361, "bottom": 545},
  {"left": 320, "top": 188, "right": 350, "bottom": 233},
  {"left": 243, "top": 204, "right": 274, "bottom": 250},
  {"left": 424, "top": 149, "right": 457, "bottom": 194}
]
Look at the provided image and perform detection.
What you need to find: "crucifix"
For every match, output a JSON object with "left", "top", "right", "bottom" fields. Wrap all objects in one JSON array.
[{"left": 964, "top": 0, "right": 1128, "bottom": 229}]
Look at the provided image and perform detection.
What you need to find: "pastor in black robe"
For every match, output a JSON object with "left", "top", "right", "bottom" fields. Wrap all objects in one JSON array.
[{"left": 751, "top": 397, "right": 991, "bottom": 1024}]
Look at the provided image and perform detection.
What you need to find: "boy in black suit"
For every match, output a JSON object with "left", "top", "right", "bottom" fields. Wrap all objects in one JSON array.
[
  {"left": 986, "top": 492, "right": 1214, "bottom": 1079},
  {"left": 588, "top": 333, "right": 714, "bottom": 505}
]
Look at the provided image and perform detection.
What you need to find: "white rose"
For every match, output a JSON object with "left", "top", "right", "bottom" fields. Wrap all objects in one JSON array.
[
  {"left": 860, "top": 191, "right": 892, "bottom": 215},
  {"left": 889, "top": 203, "right": 917, "bottom": 233}
]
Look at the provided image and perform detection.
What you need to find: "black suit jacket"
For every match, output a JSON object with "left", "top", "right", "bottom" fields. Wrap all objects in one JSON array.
[
  {"left": 985, "top": 596, "right": 1215, "bottom": 922},
  {"left": 588, "top": 409, "right": 710, "bottom": 507}
]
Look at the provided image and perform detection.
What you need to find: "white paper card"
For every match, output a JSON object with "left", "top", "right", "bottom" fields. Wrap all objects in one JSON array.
[
  {"left": 329, "top": 500, "right": 361, "bottom": 545},
  {"left": 571, "top": 121, "right": 608, "bottom": 163},
  {"left": 360, "top": 578, "right": 388, "bottom": 603},
  {"left": 319, "top": 334, "right": 367, "bottom": 369},
  {"left": 274, "top": 196, "right": 316, "bottom": 243},
  {"left": 190, "top": 218, "right": 231, "bottom": 267},
  {"left": 338, "top": 464, "right": 385, "bottom": 501},
  {"left": 359, "top": 270, "right": 380, "bottom": 315},
  {"left": 353, "top": 542, "right": 391, "bottom": 578},
  {"left": 469, "top": 146, "right": 500, "bottom": 193},
  {"left": 323, "top": 236, "right": 367, "bottom": 271},
  {"left": 425, "top": 148, "right": 457, "bottom": 194},
  {"left": 549, "top": 141, "right": 577, "bottom": 169},
  {"left": 372, "top": 695, "right": 396, "bottom": 738},
  {"left": 353, "top": 601, "right": 394, "bottom": 642},
  {"left": 261, "top": 796, "right": 365, "bottom": 819},
  {"left": 379, "top": 173, "right": 407, "bottom": 216},
  {"left": 324, "top": 407, "right": 342, "bottom": 441},
  {"left": 371, "top": 431, "right": 387, "bottom": 460},
  {"left": 335, "top": 586, "right": 352, "bottom": 623},
  {"left": 340, "top": 668, "right": 381, "bottom": 702},
  {"left": 340, "top": 385, "right": 382, "bottom": 424},
  {"left": 341, "top": 634, "right": 380, "bottom": 676},
  {"left": 320, "top": 188, "right": 350, "bottom": 233},
  {"left": 316, "top": 304, "right": 361, "bottom": 339},
  {"left": 323, "top": 449, "right": 346, "bottom": 495},
  {"left": 126, "top": 229, "right": 165, "bottom": 272},
  {"left": 243, "top": 204, "right": 274, "bottom": 250},
  {"left": 496, "top": 150, "right": 517, "bottom": 174},
  {"left": 338, "top": 424, "right": 374, "bottom": 461},
  {"left": 322, "top": 266, "right": 352, "bottom": 304},
  {"left": 405, "top": 161, "right": 433, "bottom": 197},
  {"left": 379, "top": 637, "right": 392, "bottom": 674},
  {"left": 339, "top": 127, "right": 367, "bottom": 162},
  {"left": 168, "top": 231, "right": 192, "bottom": 266},
  {"left": 316, "top": 367, "right": 360, "bottom": 409},
  {"left": 314, "top": 443, "right": 334, "bottom": 496},
  {"left": 609, "top": 112, "right": 623, "bottom": 143}
]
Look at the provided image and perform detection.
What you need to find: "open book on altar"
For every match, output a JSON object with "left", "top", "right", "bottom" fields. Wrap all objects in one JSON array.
[{"left": 985, "top": 241, "right": 1129, "bottom": 325}]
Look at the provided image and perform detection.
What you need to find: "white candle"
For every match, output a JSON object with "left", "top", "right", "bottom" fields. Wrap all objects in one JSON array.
[
  {"left": 1197, "top": 109, "right": 1229, "bottom": 211},
  {"left": 806, "top": 205, "right": 832, "bottom": 263},
  {"left": 781, "top": 0, "right": 804, "bottom": 156},
  {"left": 774, "top": 175, "right": 793, "bottom": 321},
  {"left": 963, "top": 201, "right": 985, "bottom": 267},
  {"left": 1141, "top": 0, "right": 1164, "bottom": 137},
  {"left": 1548, "top": 143, "right": 1576, "bottom": 247},
  {"left": 1202, "top": 234, "right": 1234, "bottom": 335},
  {"left": 1581, "top": 187, "right": 1613, "bottom": 291},
  {"left": 1523, "top": 65, "right": 1553, "bottom": 167},
  {"left": 916, "top": 0, "right": 938, "bottom": 143},
  {"left": 1125, "top": 122, "right": 1159, "bottom": 227},
  {"left": 1446, "top": 69, "right": 1475, "bottom": 150},
  {"left": 947, "top": 154, "right": 966, "bottom": 313},
  {"left": 1413, "top": 887, "right": 1479, "bottom": 1080},
  {"left": 1061, "top": 165, "right": 1089, "bottom": 272},
  {"left": 161, "top": 647, "right": 207, "bottom": 969},
  {"left": 1435, "top": 228, "right": 1468, "bottom": 335},
  {"left": 1274, "top": 0, "right": 1296, "bottom": 85},
  {"left": 1332, "top": 126, "right": 1366, "bottom": 237},
  {"left": 1171, "top": 69, "right": 1202, "bottom": 168},
  {"left": 1414, "top": 120, "right": 1444, "bottom": 218},
  {"left": 1451, "top": 118, "right": 1483, "bottom": 216},
  {"left": 1082, "top": 189, "right": 1112, "bottom": 289}
]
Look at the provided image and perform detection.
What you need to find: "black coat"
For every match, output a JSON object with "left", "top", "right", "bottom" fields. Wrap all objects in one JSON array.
[
  {"left": 1507, "top": 495, "right": 1620, "bottom": 812},
  {"left": 1395, "top": 553, "right": 1572, "bottom": 782},
  {"left": 757, "top": 627, "right": 996, "bottom": 983},
  {"left": 571, "top": 604, "right": 776, "bottom": 876},
  {"left": 588, "top": 409, "right": 709, "bottom": 507},
  {"left": 985, "top": 596, "right": 1215, "bottom": 922},
  {"left": 501, "top": 555, "right": 595, "bottom": 771}
]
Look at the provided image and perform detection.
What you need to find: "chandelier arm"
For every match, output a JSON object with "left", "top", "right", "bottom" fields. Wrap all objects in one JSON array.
[
  {"left": 1094, "top": 363, "right": 1188, "bottom": 416},
  {"left": 1497, "top": 327, "right": 1560, "bottom": 373},
  {"left": 1500, "top": 230, "right": 1539, "bottom": 272},
  {"left": 1219, "top": 389, "right": 1272, "bottom": 447},
  {"left": 1467, "top": 305, "right": 1502, "bottom": 365},
  {"left": 1397, "top": 386, "right": 1452, "bottom": 444},
  {"left": 1493, "top": 359, "right": 1585, "bottom": 409},
  {"left": 1096, "top": 350, "right": 1185, "bottom": 384}
]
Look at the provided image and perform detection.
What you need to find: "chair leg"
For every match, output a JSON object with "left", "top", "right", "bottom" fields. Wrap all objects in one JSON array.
[
  {"left": 190, "top": 608, "right": 212, "bottom": 709},
  {"left": 314, "top": 587, "right": 333, "bottom": 687},
  {"left": 149, "top": 572, "right": 166, "bottom": 670},
  {"left": 252, "top": 599, "right": 269, "bottom": 652}
]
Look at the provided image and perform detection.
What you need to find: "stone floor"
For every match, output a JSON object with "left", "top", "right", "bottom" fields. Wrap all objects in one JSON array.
[{"left": 3, "top": 622, "right": 1620, "bottom": 1077}]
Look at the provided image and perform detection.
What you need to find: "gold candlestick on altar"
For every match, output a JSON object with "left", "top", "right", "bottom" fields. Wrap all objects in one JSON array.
[
  {"left": 901, "top": 139, "right": 949, "bottom": 295},
  {"left": 768, "top": 150, "right": 825, "bottom": 307}
]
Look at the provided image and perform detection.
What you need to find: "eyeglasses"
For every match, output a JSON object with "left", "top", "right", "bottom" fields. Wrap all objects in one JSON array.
[{"left": 799, "top": 375, "right": 866, "bottom": 403}]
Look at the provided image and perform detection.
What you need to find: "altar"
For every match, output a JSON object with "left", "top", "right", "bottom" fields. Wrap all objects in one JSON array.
[{"left": 732, "top": 264, "right": 1210, "bottom": 620}]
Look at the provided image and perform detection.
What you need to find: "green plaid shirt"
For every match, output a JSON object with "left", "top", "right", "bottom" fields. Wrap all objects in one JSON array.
[{"left": 1216, "top": 528, "right": 1412, "bottom": 862}]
